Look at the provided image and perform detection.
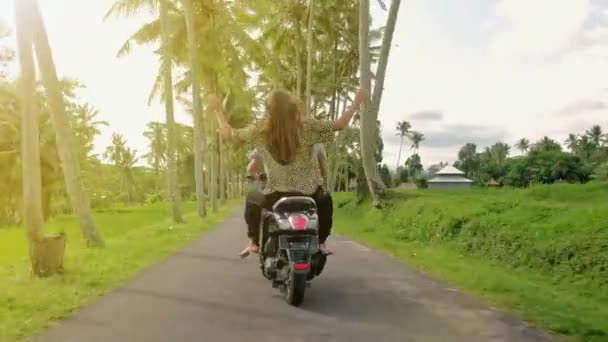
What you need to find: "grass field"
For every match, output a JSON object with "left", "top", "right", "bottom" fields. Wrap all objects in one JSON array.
[
  {"left": 0, "top": 200, "right": 239, "bottom": 342},
  {"left": 333, "top": 182, "right": 608, "bottom": 342}
]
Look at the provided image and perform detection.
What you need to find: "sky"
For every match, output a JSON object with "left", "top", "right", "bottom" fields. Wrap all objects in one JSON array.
[{"left": 1, "top": 0, "right": 607, "bottom": 169}]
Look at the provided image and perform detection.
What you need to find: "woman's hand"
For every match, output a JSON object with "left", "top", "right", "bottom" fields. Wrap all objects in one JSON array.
[{"left": 332, "top": 87, "right": 368, "bottom": 130}]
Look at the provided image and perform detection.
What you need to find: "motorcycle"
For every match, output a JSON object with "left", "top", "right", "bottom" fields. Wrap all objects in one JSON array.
[{"left": 258, "top": 196, "right": 328, "bottom": 306}]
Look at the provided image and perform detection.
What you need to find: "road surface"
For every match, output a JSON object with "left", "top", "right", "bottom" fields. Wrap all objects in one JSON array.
[{"left": 36, "top": 207, "right": 552, "bottom": 342}]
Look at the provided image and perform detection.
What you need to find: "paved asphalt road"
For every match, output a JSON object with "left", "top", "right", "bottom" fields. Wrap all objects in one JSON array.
[{"left": 35, "top": 207, "right": 552, "bottom": 342}]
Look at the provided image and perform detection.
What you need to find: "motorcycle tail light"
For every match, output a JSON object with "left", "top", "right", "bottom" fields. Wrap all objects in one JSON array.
[
  {"left": 288, "top": 214, "right": 309, "bottom": 230},
  {"left": 294, "top": 263, "right": 309, "bottom": 271}
]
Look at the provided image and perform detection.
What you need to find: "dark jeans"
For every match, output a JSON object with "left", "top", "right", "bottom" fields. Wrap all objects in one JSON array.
[
  {"left": 244, "top": 187, "right": 333, "bottom": 245},
  {"left": 244, "top": 189, "right": 264, "bottom": 243}
]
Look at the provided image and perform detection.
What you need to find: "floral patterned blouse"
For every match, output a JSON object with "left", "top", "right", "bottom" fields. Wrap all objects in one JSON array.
[{"left": 235, "top": 119, "right": 334, "bottom": 195}]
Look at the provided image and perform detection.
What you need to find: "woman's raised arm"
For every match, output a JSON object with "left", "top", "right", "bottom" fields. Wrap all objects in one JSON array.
[{"left": 333, "top": 88, "right": 367, "bottom": 130}]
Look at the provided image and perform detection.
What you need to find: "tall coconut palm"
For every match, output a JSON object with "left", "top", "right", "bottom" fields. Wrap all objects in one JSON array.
[
  {"left": 159, "top": 0, "right": 183, "bottom": 223},
  {"left": 103, "top": 132, "right": 138, "bottom": 202},
  {"left": 181, "top": 0, "right": 206, "bottom": 217},
  {"left": 104, "top": 132, "right": 126, "bottom": 167},
  {"left": 515, "top": 138, "right": 530, "bottom": 155},
  {"left": 120, "top": 146, "right": 139, "bottom": 202},
  {"left": 143, "top": 121, "right": 167, "bottom": 173},
  {"left": 371, "top": 0, "right": 401, "bottom": 113},
  {"left": 359, "top": 0, "right": 402, "bottom": 205},
  {"left": 28, "top": 0, "right": 103, "bottom": 246},
  {"left": 71, "top": 104, "right": 108, "bottom": 161},
  {"left": 15, "top": 0, "right": 47, "bottom": 274},
  {"left": 409, "top": 131, "right": 424, "bottom": 151},
  {"left": 106, "top": 0, "right": 186, "bottom": 222},
  {"left": 304, "top": 0, "right": 314, "bottom": 116},
  {"left": 358, "top": 0, "right": 380, "bottom": 205},
  {"left": 395, "top": 120, "right": 410, "bottom": 169}
]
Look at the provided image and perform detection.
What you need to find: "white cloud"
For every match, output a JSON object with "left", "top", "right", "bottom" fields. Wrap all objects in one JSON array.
[
  {"left": 477, "top": 0, "right": 608, "bottom": 135},
  {"left": 486, "top": 0, "right": 590, "bottom": 59}
]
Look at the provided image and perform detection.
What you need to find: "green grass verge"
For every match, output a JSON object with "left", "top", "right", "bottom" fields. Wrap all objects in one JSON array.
[
  {"left": 0, "top": 200, "right": 240, "bottom": 342},
  {"left": 333, "top": 183, "right": 608, "bottom": 342}
]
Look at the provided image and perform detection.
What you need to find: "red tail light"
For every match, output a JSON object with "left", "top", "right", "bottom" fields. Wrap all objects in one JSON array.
[
  {"left": 294, "top": 263, "right": 309, "bottom": 271},
  {"left": 288, "top": 214, "right": 309, "bottom": 230}
]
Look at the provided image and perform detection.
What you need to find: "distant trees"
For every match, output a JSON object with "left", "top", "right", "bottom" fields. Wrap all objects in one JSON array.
[
  {"left": 454, "top": 125, "right": 606, "bottom": 188},
  {"left": 503, "top": 150, "right": 591, "bottom": 187}
]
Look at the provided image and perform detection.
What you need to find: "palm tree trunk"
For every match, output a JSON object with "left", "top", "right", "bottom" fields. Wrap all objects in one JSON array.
[
  {"left": 210, "top": 132, "right": 218, "bottom": 212},
  {"left": 371, "top": 0, "right": 401, "bottom": 111},
  {"left": 304, "top": 0, "right": 314, "bottom": 116},
  {"left": 15, "top": 0, "right": 44, "bottom": 259},
  {"left": 219, "top": 135, "right": 226, "bottom": 203},
  {"left": 295, "top": 20, "right": 303, "bottom": 99},
  {"left": 358, "top": 0, "right": 380, "bottom": 206},
  {"left": 160, "top": 0, "right": 183, "bottom": 223},
  {"left": 181, "top": 0, "right": 206, "bottom": 218},
  {"left": 330, "top": 39, "right": 338, "bottom": 121},
  {"left": 29, "top": 0, "right": 104, "bottom": 246},
  {"left": 396, "top": 136, "right": 404, "bottom": 170}
]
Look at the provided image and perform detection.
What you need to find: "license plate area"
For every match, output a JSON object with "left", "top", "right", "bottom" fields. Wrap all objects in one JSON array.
[{"left": 279, "top": 235, "right": 318, "bottom": 251}]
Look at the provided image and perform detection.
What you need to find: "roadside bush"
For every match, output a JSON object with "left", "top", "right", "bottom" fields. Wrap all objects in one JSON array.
[{"left": 336, "top": 183, "right": 608, "bottom": 287}]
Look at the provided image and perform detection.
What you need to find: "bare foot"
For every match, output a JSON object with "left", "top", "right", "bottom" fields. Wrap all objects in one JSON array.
[
  {"left": 319, "top": 243, "right": 333, "bottom": 255},
  {"left": 239, "top": 240, "right": 259, "bottom": 259}
]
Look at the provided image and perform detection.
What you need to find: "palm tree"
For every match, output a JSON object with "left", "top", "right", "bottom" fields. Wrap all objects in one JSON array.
[
  {"left": 28, "top": 0, "right": 103, "bottom": 246},
  {"left": 159, "top": 0, "right": 183, "bottom": 223},
  {"left": 181, "top": 0, "right": 206, "bottom": 218},
  {"left": 586, "top": 125, "right": 603, "bottom": 147},
  {"left": 357, "top": 0, "right": 381, "bottom": 206},
  {"left": 565, "top": 133, "right": 578, "bottom": 152},
  {"left": 120, "top": 147, "right": 139, "bottom": 203},
  {"left": 15, "top": 0, "right": 48, "bottom": 275},
  {"left": 409, "top": 131, "right": 425, "bottom": 151},
  {"left": 104, "top": 132, "right": 139, "bottom": 202},
  {"left": 143, "top": 122, "right": 167, "bottom": 173},
  {"left": 359, "top": 0, "right": 402, "bottom": 205},
  {"left": 515, "top": 138, "right": 530, "bottom": 155},
  {"left": 72, "top": 104, "right": 108, "bottom": 162},
  {"left": 104, "top": 132, "right": 126, "bottom": 167},
  {"left": 577, "top": 135, "right": 594, "bottom": 160},
  {"left": 395, "top": 120, "right": 411, "bottom": 169},
  {"left": 304, "top": 0, "right": 315, "bottom": 116}
]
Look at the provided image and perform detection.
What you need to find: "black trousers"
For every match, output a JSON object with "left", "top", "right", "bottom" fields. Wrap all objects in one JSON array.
[
  {"left": 244, "top": 189, "right": 264, "bottom": 242},
  {"left": 244, "top": 187, "right": 333, "bottom": 245}
]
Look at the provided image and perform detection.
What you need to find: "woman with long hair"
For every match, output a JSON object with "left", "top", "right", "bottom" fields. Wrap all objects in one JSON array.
[{"left": 210, "top": 88, "right": 365, "bottom": 256}]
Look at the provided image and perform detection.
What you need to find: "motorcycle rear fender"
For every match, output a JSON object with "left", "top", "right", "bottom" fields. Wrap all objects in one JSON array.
[{"left": 280, "top": 235, "right": 316, "bottom": 274}]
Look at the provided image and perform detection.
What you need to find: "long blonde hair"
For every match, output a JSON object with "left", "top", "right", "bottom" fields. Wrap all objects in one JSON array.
[{"left": 263, "top": 90, "right": 302, "bottom": 165}]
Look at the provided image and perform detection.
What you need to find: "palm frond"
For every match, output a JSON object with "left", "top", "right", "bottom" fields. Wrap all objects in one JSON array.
[{"left": 104, "top": 0, "right": 158, "bottom": 20}]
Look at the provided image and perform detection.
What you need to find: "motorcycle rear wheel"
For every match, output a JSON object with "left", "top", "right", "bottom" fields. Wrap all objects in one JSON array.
[{"left": 285, "top": 272, "right": 307, "bottom": 306}]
